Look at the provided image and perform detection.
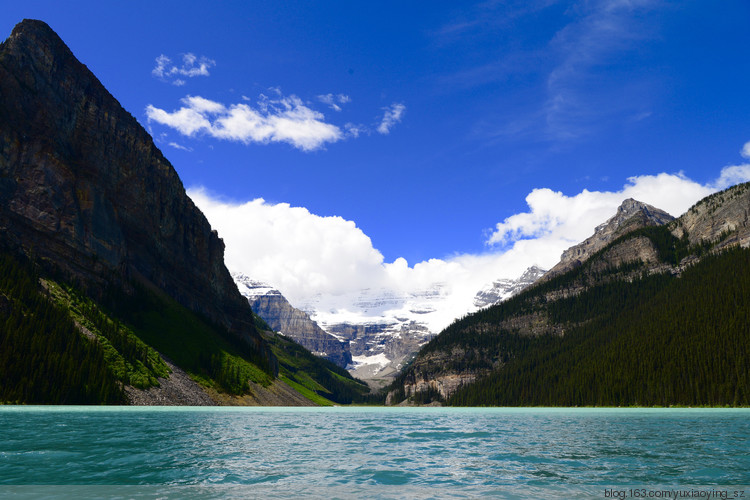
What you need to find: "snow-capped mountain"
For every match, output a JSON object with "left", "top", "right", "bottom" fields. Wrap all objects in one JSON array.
[
  {"left": 299, "top": 286, "right": 439, "bottom": 384},
  {"left": 234, "top": 273, "right": 352, "bottom": 368},
  {"left": 473, "top": 266, "right": 547, "bottom": 308},
  {"left": 232, "top": 266, "right": 546, "bottom": 385}
]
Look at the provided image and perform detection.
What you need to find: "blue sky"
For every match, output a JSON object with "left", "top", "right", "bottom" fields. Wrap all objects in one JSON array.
[{"left": 3, "top": 1, "right": 750, "bottom": 321}]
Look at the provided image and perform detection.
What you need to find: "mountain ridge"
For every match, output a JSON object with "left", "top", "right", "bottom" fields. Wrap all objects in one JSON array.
[
  {"left": 543, "top": 198, "right": 674, "bottom": 280},
  {"left": 388, "top": 189, "right": 750, "bottom": 405}
]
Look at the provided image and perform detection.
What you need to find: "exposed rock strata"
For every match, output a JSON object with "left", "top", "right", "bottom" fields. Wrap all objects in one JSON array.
[
  {"left": 0, "top": 20, "right": 273, "bottom": 369},
  {"left": 543, "top": 199, "right": 674, "bottom": 280},
  {"left": 251, "top": 292, "right": 353, "bottom": 367},
  {"left": 674, "top": 183, "right": 750, "bottom": 249},
  {"left": 234, "top": 275, "right": 352, "bottom": 368},
  {"left": 388, "top": 373, "right": 477, "bottom": 405}
]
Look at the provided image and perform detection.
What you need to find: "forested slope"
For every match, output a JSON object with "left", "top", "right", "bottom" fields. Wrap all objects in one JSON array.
[
  {"left": 449, "top": 246, "right": 750, "bottom": 406},
  {"left": 389, "top": 185, "right": 750, "bottom": 407}
]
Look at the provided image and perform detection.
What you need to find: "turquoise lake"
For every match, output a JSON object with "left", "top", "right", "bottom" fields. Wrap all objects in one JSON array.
[{"left": 0, "top": 407, "right": 748, "bottom": 499}]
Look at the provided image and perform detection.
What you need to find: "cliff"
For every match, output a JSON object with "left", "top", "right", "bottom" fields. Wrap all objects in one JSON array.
[
  {"left": 674, "top": 183, "right": 750, "bottom": 250},
  {"left": 234, "top": 274, "right": 353, "bottom": 368},
  {"left": 0, "top": 20, "right": 272, "bottom": 366},
  {"left": 543, "top": 199, "right": 674, "bottom": 280}
]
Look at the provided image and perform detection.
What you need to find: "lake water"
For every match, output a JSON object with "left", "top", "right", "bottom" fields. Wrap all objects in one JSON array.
[{"left": 0, "top": 407, "right": 748, "bottom": 499}]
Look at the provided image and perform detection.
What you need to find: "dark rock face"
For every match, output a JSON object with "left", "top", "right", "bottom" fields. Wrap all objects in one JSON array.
[{"left": 0, "top": 20, "right": 272, "bottom": 365}]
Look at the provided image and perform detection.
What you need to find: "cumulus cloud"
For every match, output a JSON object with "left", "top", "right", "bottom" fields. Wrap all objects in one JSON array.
[
  {"left": 146, "top": 94, "right": 343, "bottom": 151},
  {"left": 741, "top": 141, "right": 750, "bottom": 160},
  {"left": 486, "top": 172, "right": 716, "bottom": 247},
  {"left": 187, "top": 188, "right": 386, "bottom": 301},
  {"left": 152, "top": 53, "right": 216, "bottom": 85},
  {"left": 318, "top": 93, "right": 351, "bottom": 112},
  {"left": 377, "top": 103, "right": 406, "bottom": 134},
  {"left": 189, "top": 153, "right": 750, "bottom": 332},
  {"left": 712, "top": 165, "right": 750, "bottom": 191}
]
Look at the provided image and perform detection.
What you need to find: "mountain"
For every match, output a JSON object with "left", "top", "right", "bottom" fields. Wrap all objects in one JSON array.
[
  {"left": 473, "top": 266, "right": 547, "bottom": 308},
  {"left": 0, "top": 19, "right": 368, "bottom": 405},
  {"left": 271, "top": 284, "right": 437, "bottom": 387},
  {"left": 0, "top": 20, "right": 263, "bottom": 352},
  {"left": 542, "top": 198, "right": 674, "bottom": 280},
  {"left": 233, "top": 273, "right": 353, "bottom": 369},
  {"left": 388, "top": 189, "right": 750, "bottom": 406},
  {"left": 232, "top": 266, "right": 545, "bottom": 388}
]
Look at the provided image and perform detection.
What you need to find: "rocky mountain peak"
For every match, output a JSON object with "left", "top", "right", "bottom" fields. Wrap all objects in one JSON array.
[
  {"left": 594, "top": 198, "right": 673, "bottom": 235},
  {"left": 0, "top": 20, "right": 273, "bottom": 368},
  {"left": 544, "top": 199, "right": 674, "bottom": 279},
  {"left": 232, "top": 273, "right": 352, "bottom": 368}
]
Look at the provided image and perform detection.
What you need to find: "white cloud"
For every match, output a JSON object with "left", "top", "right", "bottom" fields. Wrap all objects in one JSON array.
[
  {"left": 712, "top": 165, "right": 750, "bottom": 191},
  {"left": 318, "top": 93, "right": 351, "bottom": 112},
  {"left": 741, "top": 141, "right": 750, "bottom": 160},
  {"left": 168, "top": 141, "right": 193, "bottom": 152},
  {"left": 542, "top": 0, "right": 659, "bottom": 140},
  {"left": 152, "top": 53, "right": 216, "bottom": 85},
  {"left": 344, "top": 123, "right": 365, "bottom": 138},
  {"left": 190, "top": 154, "right": 750, "bottom": 333},
  {"left": 377, "top": 103, "right": 406, "bottom": 134},
  {"left": 146, "top": 94, "right": 343, "bottom": 151},
  {"left": 486, "top": 172, "right": 716, "bottom": 247},
  {"left": 187, "top": 188, "right": 386, "bottom": 300}
]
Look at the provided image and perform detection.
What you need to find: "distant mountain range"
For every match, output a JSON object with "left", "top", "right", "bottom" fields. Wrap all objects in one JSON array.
[
  {"left": 387, "top": 190, "right": 750, "bottom": 406},
  {"left": 236, "top": 266, "right": 547, "bottom": 385},
  {"left": 473, "top": 266, "right": 547, "bottom": 308},
  {"left": 234, "top": 274, "right": 353, "bottom": 369}
]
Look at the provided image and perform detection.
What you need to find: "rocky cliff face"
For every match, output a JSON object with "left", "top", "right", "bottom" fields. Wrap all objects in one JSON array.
[
  {"left": 0, "top": 20, "right": 271, "bottom": 366},
  {"left": 234, "top": 274, "right": 352, "bottom": 368},
  {"left": 674, "top": 183, "right": 750, "bottom": 250},
  {"left": 543, "top": 199, "right": 674, "bottom": 280},
  {"left": 325, "top": 320, "right": 433, "bottom": 381}
]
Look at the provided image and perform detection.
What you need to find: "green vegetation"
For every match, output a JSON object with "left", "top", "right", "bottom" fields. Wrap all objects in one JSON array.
[
  {"left": 0, "top": 247, "right": 372, "bottom": 405},
  {"left": 102, "top": 284, "right": 275, "bottom": 395},
  {"left": 44, "top": 281, "right": 169, "bottom": 389},
  {"left": 263, "top": 331, "right": 371, "bottom": 405},
  {"left": 446, "top": 246, "right": 750, "bottom": 406},
  {"left": 0, "top": 253, "right": 125, "bottom": 404}
]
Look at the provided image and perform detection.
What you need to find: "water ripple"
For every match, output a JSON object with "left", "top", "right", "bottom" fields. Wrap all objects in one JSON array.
[{"left": 0, "top": 407, "right": 748, "bottom": 497}]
